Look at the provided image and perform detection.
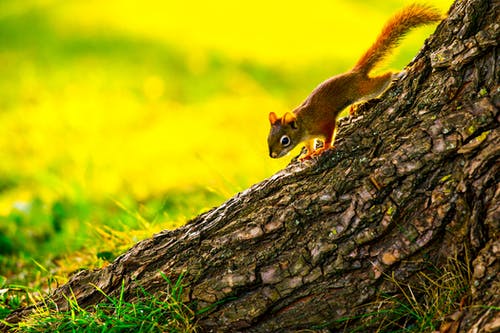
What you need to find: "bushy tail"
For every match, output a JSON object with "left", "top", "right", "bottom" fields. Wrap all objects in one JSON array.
[{"left": 352, "top": 4, "right": 442, "bottom": 74}]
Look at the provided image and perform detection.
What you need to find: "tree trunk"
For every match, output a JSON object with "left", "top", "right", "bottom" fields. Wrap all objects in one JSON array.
[{"left": 5, "top": 0, "right": 499, "bottom": 331}]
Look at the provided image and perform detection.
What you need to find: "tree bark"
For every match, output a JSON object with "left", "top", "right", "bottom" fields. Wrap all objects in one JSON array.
[{"left": 5, "top": 0, "right": 499, "bottom": 331}]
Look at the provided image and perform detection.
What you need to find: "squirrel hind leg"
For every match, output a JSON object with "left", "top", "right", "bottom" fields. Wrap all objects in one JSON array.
[
  {"left": 325, "top": 125, "right": 337, "bottom": 149},
  {"left": 349, "top": 72, "right": 395, "bottom": 117},
  {"left": 360, "top": 72, "right": 394, "bottom": 101}
]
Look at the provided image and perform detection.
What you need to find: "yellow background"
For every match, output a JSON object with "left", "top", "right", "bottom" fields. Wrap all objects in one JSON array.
[{"left": 0, "top": 0, "right": 452, "bottom": 263}]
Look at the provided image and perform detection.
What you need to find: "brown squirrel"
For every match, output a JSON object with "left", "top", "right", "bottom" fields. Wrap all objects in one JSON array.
[{"left": 267, "top": 4, "right": 442, "bottom": 160}]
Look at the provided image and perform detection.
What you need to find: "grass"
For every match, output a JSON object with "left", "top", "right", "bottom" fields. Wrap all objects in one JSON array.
[
  {"left": 343, "top": 252, "right": 472, "bottom": 332},
  {"left": 2, "top": 273, "right": 197, "bottom": 332},
  {"left": 0, "top": 0, "right": 454, "bottom": 331},
  {"left": 1, "top": 255, "right": 472, "bottom": 332}
]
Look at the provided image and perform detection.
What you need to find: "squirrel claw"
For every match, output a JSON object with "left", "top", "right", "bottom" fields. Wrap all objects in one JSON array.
[
  {"left": 349, "top": 105, "right": 358, "bottom": 117},
  {"left": 299, "top": 145, "right": 335, "bottom": 162},
  {"left": 311, "top": 146, "right": 334, "bottom": 157},
  {"left": 299, "top": 154, "right": 314, "bottom": 162}
]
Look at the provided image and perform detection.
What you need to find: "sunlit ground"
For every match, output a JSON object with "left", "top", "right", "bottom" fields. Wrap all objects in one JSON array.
[{"left": 0, "top": 0, "right": 453, "bottom": 284}]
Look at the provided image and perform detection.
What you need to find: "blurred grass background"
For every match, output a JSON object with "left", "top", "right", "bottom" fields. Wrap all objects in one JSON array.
[{"left": 0, "top": 0, "right": 452, "bottom": 288}]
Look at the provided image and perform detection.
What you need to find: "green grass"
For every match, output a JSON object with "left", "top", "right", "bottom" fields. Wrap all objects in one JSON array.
[
  {"left": 1, "top": 273, "right": 197, "bottom": 332},
  {"left": 341, "top": 253, "right": 472, "bottom": 332}
]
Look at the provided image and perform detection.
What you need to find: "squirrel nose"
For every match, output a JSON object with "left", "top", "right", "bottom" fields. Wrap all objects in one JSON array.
[{"left": 270, "top": 151, "right": 278, "bottom": 158}]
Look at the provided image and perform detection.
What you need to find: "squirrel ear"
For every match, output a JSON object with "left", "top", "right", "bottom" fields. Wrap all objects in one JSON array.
[
  {"left": 282, "top": 112, "right": 297, "bottom": 128},
  {"left": 269, "top": 112, "right": 279, "bottom": 125}
]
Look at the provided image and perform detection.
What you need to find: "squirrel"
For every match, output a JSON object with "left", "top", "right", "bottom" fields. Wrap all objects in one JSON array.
[{"left": 267, "top": 4, "right": 442, "bottom": 160}]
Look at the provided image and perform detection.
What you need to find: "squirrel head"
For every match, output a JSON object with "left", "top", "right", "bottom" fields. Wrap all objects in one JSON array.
[{"left": 267, "top": 111, "right": 303, "bottom": 158}]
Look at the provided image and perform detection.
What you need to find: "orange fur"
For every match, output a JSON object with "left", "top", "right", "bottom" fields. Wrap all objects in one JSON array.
[{"left": 267, "top": 4, "right": 443, "bottom": 160}]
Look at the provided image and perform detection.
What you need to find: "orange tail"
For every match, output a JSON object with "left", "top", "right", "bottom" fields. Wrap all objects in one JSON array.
[{"left": 352, "top": 4, "right": 442, "bottom": 75}]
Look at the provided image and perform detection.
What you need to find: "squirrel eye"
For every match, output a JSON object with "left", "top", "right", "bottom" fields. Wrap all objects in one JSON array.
[{"left": 280, "top": 135, "right": 291, "bottom": 147}]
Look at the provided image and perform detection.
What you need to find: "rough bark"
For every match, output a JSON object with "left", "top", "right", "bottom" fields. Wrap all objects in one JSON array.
[{"left": 5, "top": 0, "right": 499, "bottom": 331}]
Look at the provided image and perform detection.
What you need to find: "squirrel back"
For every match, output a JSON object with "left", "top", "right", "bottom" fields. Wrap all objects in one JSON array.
[{"left": 353, "top": 4, "right": 442, "bottom": 74}]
